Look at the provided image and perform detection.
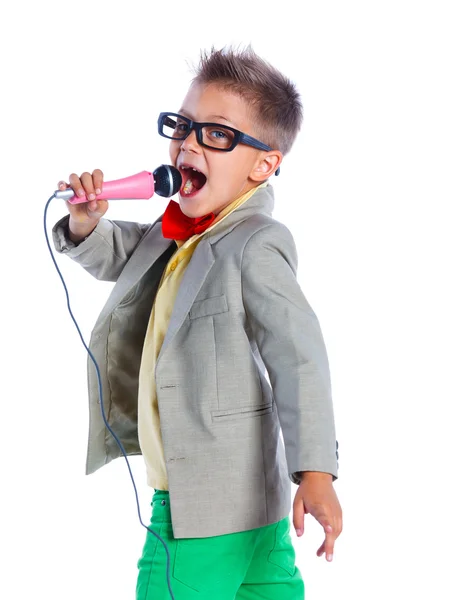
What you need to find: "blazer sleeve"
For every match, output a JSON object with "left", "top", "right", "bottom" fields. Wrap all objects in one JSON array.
[
  {"left": 51, "top": 214, "right": 155, "bottom": 282},
  {"left": 241, "top": 223, "right": 339, "bottom": 484}
]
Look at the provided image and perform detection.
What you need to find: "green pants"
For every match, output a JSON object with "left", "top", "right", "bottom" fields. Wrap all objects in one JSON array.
[{"left": 136, "top": 490, "right": 305, "bottom": 599}]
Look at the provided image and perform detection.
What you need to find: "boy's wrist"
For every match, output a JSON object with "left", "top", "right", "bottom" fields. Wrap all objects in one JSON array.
[
  {"left": 67, "top": 219, "right": 97, "bottom": 244},
  {"left": 298, "top": 471, "right": 333, "bottom": 482}
]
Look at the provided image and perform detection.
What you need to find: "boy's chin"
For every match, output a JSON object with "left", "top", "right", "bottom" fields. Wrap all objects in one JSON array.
[
  {"left": 178, "top": 187, "right": 211, "bottom": 217},
  {"left": 178, "top": 185, "right": 229, "bottom": 218}
]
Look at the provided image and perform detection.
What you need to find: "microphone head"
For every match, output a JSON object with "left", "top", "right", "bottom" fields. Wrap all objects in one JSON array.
[{"left": 153, "top": 164, "right": 182, "bottom": 197}]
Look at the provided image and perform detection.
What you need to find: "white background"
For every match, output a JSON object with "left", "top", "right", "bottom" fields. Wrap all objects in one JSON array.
[{"left": 1, "top": 1, "right": 465, "bottom": 598}]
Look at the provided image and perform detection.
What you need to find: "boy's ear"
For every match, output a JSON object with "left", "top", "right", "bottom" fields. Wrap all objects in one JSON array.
[{"left": 250, "top": 151, "right": 283, "bottom": 181}]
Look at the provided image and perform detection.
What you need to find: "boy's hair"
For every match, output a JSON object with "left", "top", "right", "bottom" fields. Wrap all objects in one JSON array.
[{"left": 190, "top": 45, "right": 303, "bottom": 156}]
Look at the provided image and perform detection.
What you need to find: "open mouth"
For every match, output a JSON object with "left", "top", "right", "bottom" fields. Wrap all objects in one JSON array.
[{"left": 179, "top": 165, "right": 207, "bottom": 197}]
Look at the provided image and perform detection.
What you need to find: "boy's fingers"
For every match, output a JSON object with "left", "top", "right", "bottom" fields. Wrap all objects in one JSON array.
[
  {"left": 93, "top": 168, "right": 104, "bottom": 195},
  {"left": 69, "top": 173, "right": 85, "bottom": 197},
  {"left": 316, "top": 540, "right": 325, "bottom": 557},
  {"left": 324, "top": 529, "right": 336, "bottom": 561},
  {"left": 80, "top": 172, "right": 96, "bottom": 200},
  {"left": 293, "top": 498, "right": 305, "bottom": 536}
]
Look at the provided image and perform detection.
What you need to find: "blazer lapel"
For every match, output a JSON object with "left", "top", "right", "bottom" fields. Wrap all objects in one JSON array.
[
  {"left": 157, "top": 239, "right": 215, "bottom": 365},
  {"left": 156, "top": 185, "right": 275, "bottom": 363}
]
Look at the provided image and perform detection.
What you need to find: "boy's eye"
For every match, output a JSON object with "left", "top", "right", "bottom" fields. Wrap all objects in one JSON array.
[
  {"left": 203, "top": 126, "right": 235, "bottom": 148},
  {"left": 175, "top": 122, "right": 188, "bottom": 132}
]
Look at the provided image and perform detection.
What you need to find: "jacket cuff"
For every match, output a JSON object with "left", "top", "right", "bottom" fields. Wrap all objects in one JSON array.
[
  {"left": 290, "top": 472, "right": 303, "bottom": 485},
  {"left": 51, "top": 215, "right": 114, "bottom": 258}
]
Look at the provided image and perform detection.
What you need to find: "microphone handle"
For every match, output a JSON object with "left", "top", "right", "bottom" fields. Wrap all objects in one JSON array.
[{"left": 54, "top": 171, "right": 155, "bottom": 204}]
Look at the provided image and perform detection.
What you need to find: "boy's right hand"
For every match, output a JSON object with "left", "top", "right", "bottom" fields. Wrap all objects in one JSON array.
[{"left": 57, "top": 169, "right": 109, "bottom": 243}]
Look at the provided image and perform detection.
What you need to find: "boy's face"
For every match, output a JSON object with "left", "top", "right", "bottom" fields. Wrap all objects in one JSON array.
[{"left": 169, "top": 83, "right": 280, "bottom": 217}]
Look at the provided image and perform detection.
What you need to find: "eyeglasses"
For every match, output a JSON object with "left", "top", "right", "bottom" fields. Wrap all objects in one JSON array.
[{"left": 158, "top": 112, "right": 280, "bottom": 176}]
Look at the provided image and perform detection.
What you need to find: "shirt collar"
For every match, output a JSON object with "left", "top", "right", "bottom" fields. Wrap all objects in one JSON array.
[{"left": 174, "top": 182, "right": 268, "bottom": 249}]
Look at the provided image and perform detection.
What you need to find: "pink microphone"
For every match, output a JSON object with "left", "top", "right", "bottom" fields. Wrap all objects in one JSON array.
[{"left": 54, "top": 165, "right": 182, "bottom": 204}]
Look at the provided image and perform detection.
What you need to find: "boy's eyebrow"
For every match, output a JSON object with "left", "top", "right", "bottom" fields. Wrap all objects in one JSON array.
[
  {"left": 208, "top": 114, "right": 232, "bottom": 124},
  {"left": 178, "top": 109, "right": 235, "bottom": 126}
]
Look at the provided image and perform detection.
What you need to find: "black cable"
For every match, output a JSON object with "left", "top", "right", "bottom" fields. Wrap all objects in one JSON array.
[{"left": 44, "top": 195, "right": 175, "bottom": 599}]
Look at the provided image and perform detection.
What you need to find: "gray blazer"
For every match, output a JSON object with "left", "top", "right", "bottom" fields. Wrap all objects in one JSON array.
[{"left": 52, "top": 184, "right": 338, "bottom": 539}]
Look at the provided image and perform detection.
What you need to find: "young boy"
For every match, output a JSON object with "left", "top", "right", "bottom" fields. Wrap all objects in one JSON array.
[{"left": 52, "top": 45, "right": 342, "bottom": 600}]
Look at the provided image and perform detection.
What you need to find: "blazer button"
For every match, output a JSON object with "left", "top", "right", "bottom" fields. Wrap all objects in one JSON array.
[{"left": 161, "top": 500, "right": 166, "bottom": 506}]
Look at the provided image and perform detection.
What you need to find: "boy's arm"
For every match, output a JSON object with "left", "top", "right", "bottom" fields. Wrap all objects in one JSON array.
[
  {"left": 241, "top": 223, "right": 338, "bottom": 485},
  {"left": 51, "top": 214, "right": 155, "bottom": 282}
]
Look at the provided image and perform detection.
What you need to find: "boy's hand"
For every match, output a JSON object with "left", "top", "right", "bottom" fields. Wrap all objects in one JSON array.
[
  {"left": 293, "top": 471, "right": 342, "bottom": 562},
  {"left": 57, "top": 169, "right": 109, "bottom": 243}
]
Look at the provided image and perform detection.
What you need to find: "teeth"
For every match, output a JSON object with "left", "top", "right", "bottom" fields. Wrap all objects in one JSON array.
[
  {"left": 183, "top": 178, "right": 194, "bottom": 194},
  {"left": 180, "top": 166, "right": 199, "bottom": 172}
]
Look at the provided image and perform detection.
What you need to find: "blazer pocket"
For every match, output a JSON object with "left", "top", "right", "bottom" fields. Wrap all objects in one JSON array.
[
  {"left": 189, "top": 294, "right": 228, "bottom": 320},
  {"left": 211, "top": 403, "right": 273, "bottom": 422}
]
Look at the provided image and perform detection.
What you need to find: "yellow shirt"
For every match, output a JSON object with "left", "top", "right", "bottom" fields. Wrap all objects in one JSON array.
[{"left": 138, "top": 183, "right": 267, "bottom": 490}]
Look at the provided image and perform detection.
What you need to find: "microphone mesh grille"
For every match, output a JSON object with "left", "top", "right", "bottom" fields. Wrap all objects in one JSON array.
[{"left": 154, "top": 165, "right": 182, "bottom": 197}]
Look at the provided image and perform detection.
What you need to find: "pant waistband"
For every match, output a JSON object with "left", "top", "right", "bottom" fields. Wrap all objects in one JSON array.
[{"left": 150, "top": 489, "right": 171, "bottom": 521}]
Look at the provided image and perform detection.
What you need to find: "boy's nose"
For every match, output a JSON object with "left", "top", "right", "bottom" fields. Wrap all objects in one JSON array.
[{"left": 180, "top": 129, "right": 200, "bottom": 152}]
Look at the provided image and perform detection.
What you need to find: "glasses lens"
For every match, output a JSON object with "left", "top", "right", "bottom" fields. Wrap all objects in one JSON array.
[
  {"left": 201, "top": 125, "right": 236, "bottom": 150},
  {"left": 161, "top": 114, "right": 190, "bottom": 139}
]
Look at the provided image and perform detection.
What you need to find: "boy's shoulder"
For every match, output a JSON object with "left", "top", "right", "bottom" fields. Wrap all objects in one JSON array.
[
  {"left": 226, "top": 211, "right": 295, "bottom": 245},
  {"left": 211, "top": 211, "right": 297, "bottom": 267}
]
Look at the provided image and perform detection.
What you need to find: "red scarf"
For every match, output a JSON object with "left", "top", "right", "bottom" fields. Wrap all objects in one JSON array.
[{"left": 161, "top": 200, "right": 216, "bottom": 241}]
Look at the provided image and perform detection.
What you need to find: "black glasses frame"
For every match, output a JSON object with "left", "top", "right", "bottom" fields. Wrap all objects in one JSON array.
[{"left": 158, "top": 112, "right": 280, "bottom": 176}]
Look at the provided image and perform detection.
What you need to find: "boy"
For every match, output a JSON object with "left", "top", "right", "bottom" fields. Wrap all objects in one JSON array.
[{"left": 52, "top": 45, "right": 342, "bottom": 599}]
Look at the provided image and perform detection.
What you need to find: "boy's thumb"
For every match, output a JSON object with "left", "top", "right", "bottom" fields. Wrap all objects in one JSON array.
[{"left": 88, "top": 200, "right": 107, "bottom": 217}]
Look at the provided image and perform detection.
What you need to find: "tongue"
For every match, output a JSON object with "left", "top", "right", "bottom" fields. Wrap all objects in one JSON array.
[{"left": 190, "top": 169, "right": 206, "bottom": 189}]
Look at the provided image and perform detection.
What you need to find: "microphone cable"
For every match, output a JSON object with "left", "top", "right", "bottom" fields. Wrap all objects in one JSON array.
[{"left": 43, "top": 195, "right": 176, "bottom": 600}]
